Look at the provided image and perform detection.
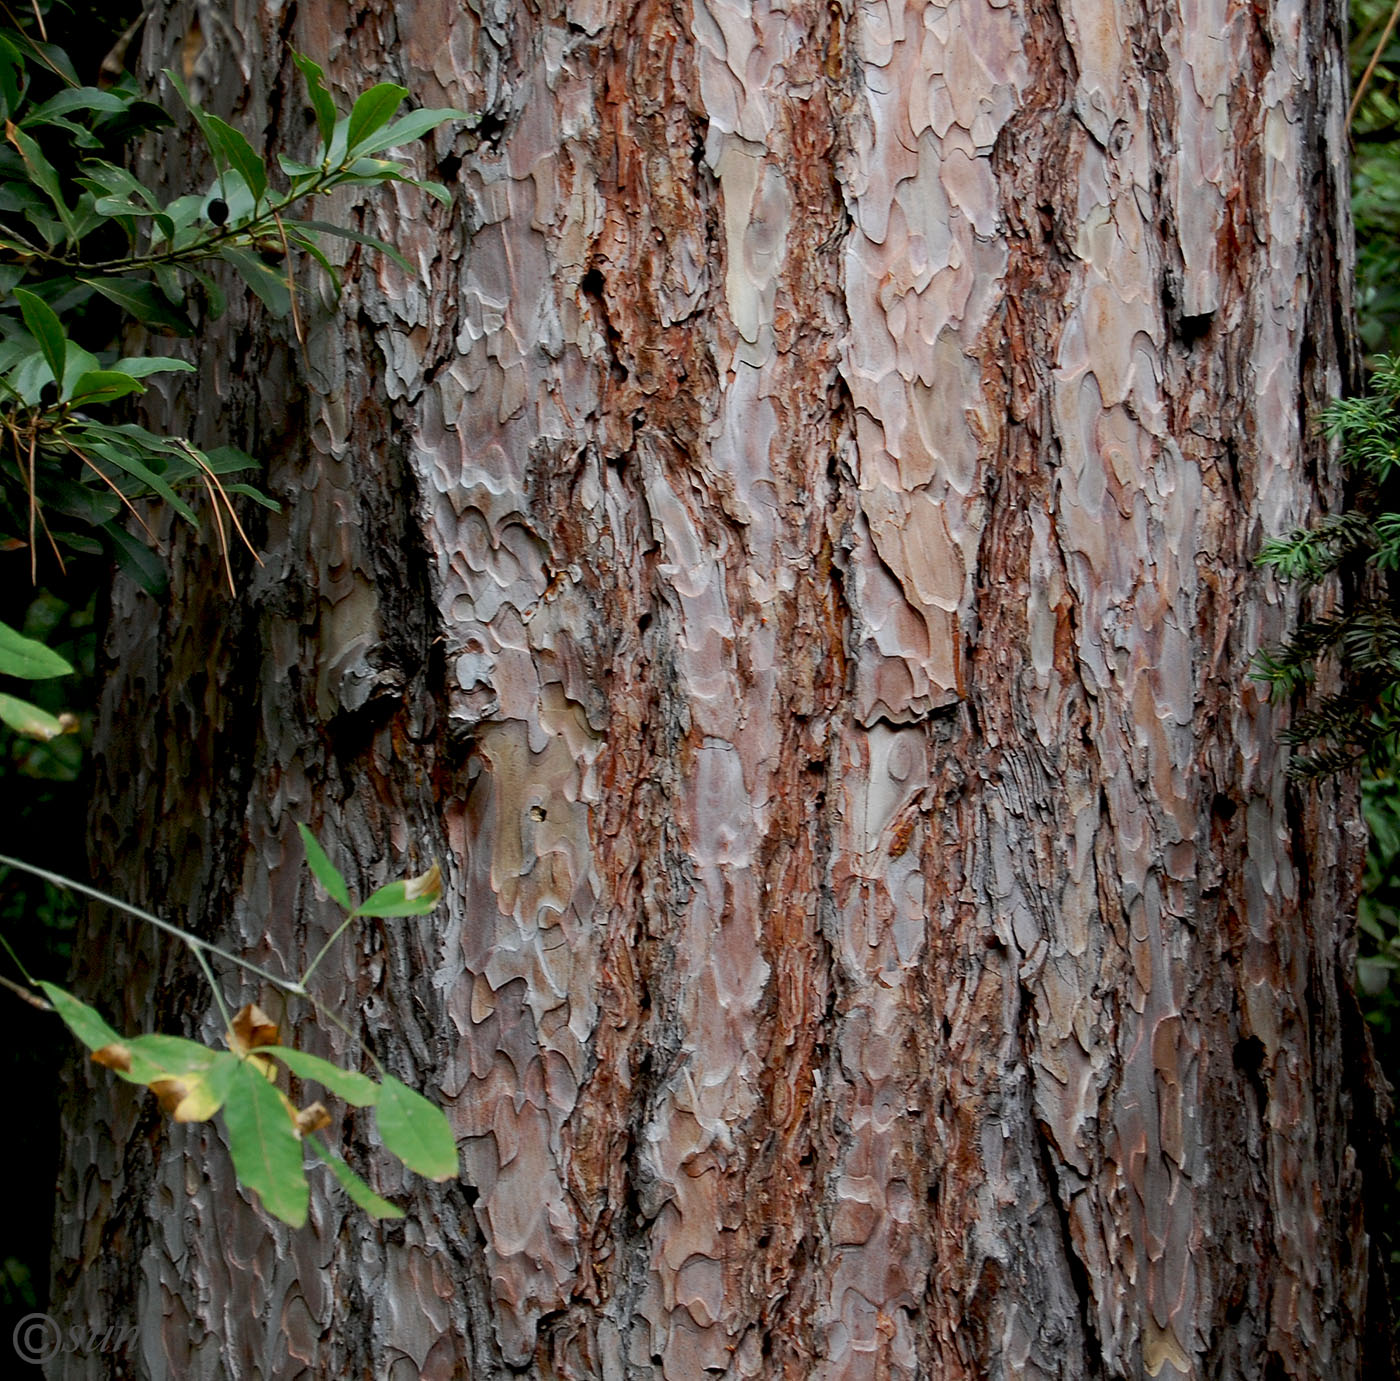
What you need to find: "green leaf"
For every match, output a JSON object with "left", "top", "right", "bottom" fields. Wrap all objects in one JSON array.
[
  {"left": 306, "top": 1135, "right": 405, "bottom": 1219},
  {"left": 375, "top": 1075, "right": 456, "bottom": 1181},
  {"left": 81, "top": 277, "right": 193, "bottom": 335},
  {"left": 277, "top": 153, "right": 322, "bottom": 179},
  {"left": 106, "top": 524, "right": 168, "bottom": 596},
  {"left": 0, "top": 693, "right": 65, "bottom": 740},
  {"left": 13, "top": 287, "right": 65, "bottom": 389},
  {"left": 201, "top": 444, "right": 260, "bottom": 472},
  {"left": 5, "top": 122, "right": 75, "bottom": 236},
  {"left": 222, "top": 1061, "right": 309, "bottom": 1227},
  {"left": 84, "top": 443, "right": 198, "bottom": 526},
  {"left": 28, "top": 38, "right": 78, "bottom": 87},
  {"left": 222, "top": 482, "right": 282, "bottom": 511},
  {"left": 23, "top": 86, "right": 127, "bottom": 124},
  {"left": 218, "top": 246, "right": 292, "bottom": 316},
  {"left": 123, "top": 1034, "right": 225, "bottom": 1073},
  {"left": 0, "top": 34, "right": 21, "bottom": 119},
  {"left": 411, "top": 179, "right": 452, "bottom": 206},
  {"left": 67, "top": 369, "right": 145, "bottom": 405},
  {"left": 264, "top": 1047, "right": 379, "bottom": 1106},
  {"left": 292, "top": 52, "right": 338, "bottom": 148},
  {"left": 283, "top": 227, "right": 342, "bottom": 297},
  {"left": 74, "top": 160, "right": 159, "bottom": 209},
  {"left": 287, "top": 219, "right": 413, "bottom": 274},
  {"left": 0, "top": 619, "right": 73, "bottom": 679},
  {"left": 163, "top": 68, "right": 223, "bottom": 174},
  {"left": 353, "top": 107, "right": 472, "bottom": 156},
  {"left": 37, "top": 982, "right": 122, "bottom": 1051},
  {"left": 59, "top": 343, "right": 99, "bottom": 402},
  {"left": 110, "top": 356, "right": 197, "bottom": 379},
  {"left": 204, "top": 114, "right": 268, "bottom": 203},
  {"left": 354, "top": 863, "right": 441, "bottom": 918},
  {"left": 345, "top": 83, "right": 408, "bottom": 154},
  {"left": 297, "top": 823, "right": 352, "bottom": 909}
]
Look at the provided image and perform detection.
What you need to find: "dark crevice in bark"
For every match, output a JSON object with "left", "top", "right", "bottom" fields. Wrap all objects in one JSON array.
[{"left": 1032, "top": 1121, "right": 1104, "bottom": 1380}]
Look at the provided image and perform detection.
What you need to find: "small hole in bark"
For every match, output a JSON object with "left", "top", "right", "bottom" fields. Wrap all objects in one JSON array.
[
  {"left": 581, "top": 267, "right": 606, "bottom": 298},
  {"left": 1177, "top": 311, "right": 1214, "bottom": 345},
  {"left": 1212, "top": 792, "right": 1236, "bottom": 822},
  {"left": 461, "top": 1183, "right": 479, "bottom": 1206},
  {"left": 476, "top": 109, "right": 507, "bottom": 145},
  {"left": 528, "top": 804, "right": 547, "bottom": 821},
  {"left": 637, "top": 612, "right": 652, "bottom": 634},
  {"left": 756, "top": 1230, "right": 770, "bottom": 1248},
  {"left": 437, "top": 151, "right": 462, "bottom": 183}
]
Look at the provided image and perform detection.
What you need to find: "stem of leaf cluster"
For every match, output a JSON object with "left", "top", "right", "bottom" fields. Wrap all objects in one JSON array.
[
  {"left": 299, "top": 911, "right": 360, "bottom": 988},
  {"left": 0, "top": 853, "right": 302, "bottom": 994}
]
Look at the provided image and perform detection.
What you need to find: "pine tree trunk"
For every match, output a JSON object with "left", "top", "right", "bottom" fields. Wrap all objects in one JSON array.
[{"left": 50, "top": 0, "right": 1390, "bottom": 1376}]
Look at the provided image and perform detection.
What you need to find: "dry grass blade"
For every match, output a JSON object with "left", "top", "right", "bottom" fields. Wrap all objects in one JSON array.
[
  {"left": 174, "top": 439, "right": 263, "bottom": 579},
  {"left": 197, "top": 466, "right": 233, "bottom": 597},
  {"left": 272, "top": 211, "right": 306, "bottom": 353},
  {"left": 62, "top": 440, "right": 156, "bottom": 543}
]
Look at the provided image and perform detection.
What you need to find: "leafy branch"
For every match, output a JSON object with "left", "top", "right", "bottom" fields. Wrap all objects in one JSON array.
[
  {"left": 0, "top": 23, "right": 470, "bottom": 750},
  {"left": 0, "top": 826, "right": 454, "bottom": 1228},
  {"left": 1254, "top": 356, "right": 1400, "bottom": 776}
]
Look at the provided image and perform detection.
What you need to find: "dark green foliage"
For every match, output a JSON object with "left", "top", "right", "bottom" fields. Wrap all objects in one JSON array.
[
  {"left": 0, "top": 0, "right": 469, "bottom": 1312},
  {"left": 1254, "top": 360, "right": 1400, "bottom": 777},
  {"left": 1351, "top": 1, "right": 1400, "bottom": 356}
]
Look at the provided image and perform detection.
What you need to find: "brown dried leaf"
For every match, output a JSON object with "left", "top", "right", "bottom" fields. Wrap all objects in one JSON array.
[
  {"left": 226, "top": 1003, "right": 279, "bottom": 1057},
  {"left": 293, "top": 1102, "right": 332, "bottom": 1138}
]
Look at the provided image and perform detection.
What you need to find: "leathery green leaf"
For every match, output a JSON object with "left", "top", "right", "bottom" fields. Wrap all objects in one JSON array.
[
  {"left": 375, "top": 1075, "right": 456, "bottom": 1181},
  {"left": 222, "top": 1060, "right": 308, "bottom": 1227},
  {"left": 306, "top": 1135, "right": 405, "bottom": 1220},
  {"left": 264, "top": 1046, "right": 378, "bottom": 1107},
  {"left": 296, "top": 823, "right": 352, "bottom": 909}
]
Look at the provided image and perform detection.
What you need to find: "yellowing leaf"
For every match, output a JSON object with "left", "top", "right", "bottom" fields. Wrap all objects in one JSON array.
[
  {"left": 403, "top": 861, "right": 442, "bottom": 903},
  {"left": 91, "top": 1042, "right": 132, "bottom": 1074},
  {"left": 150, "top": 1073, "right": 222, "bottom": 1122},
  {"left": 0, "top": 693, "right": 67, "bottom": 741}
]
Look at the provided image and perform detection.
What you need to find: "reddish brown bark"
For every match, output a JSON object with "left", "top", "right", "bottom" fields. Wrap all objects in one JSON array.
[{"left": 51, "top": 0, "right": 1389, "bottom": 1377}]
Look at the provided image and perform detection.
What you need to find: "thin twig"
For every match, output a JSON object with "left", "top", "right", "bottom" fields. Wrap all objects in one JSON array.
[
  {"left": 26, "top": 427, "right": 36, "bottom": 582},
  {"left": 1351, "top": 0, "right": 1400, "bottom": 128},
  {"left": 0, "top": 973, "right": 49, "bottom": 1010},
  {"left": 300, "top": 912, "right": 360, "bottom": 988},
  {"left": 0, "top": 853, "right": 304, "bottom": 995},
  {"left": 189, "top": 943, "right": 233, "bottom": 1035}
]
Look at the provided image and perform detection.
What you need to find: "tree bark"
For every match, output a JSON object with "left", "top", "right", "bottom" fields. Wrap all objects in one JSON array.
[{"left": 50, "top": 0, "right": 1390, "bottom": 1376}]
